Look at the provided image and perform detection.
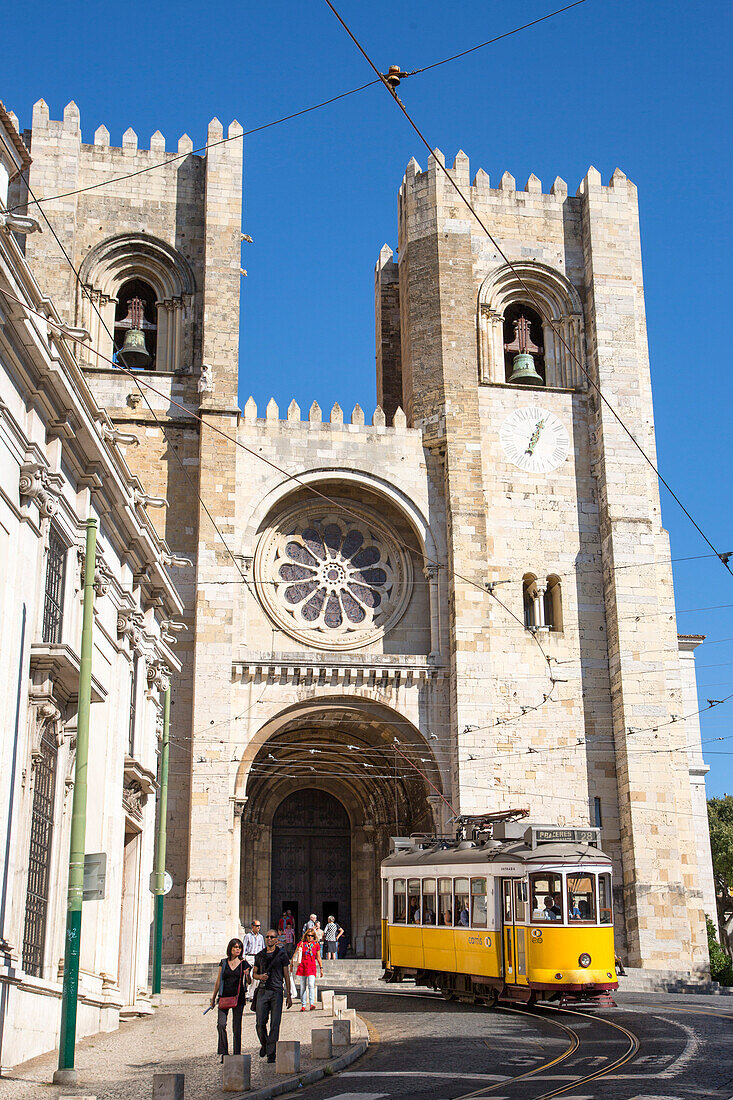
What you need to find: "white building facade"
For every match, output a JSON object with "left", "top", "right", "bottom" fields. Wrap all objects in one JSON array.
[{"left": 0, "top": 103, "right": 183, "bottom": 1070}]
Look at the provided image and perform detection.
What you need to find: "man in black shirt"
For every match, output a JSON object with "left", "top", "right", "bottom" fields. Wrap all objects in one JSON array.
[{"left": 253, "top": 929, "right": 293, "bottom": 1062}]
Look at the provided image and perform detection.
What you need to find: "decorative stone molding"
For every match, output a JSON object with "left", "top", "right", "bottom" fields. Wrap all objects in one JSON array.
[
  {"left": 161, "top": 619, "right": 187, "bottom": 645},
  {"left": 146, "top": 658, "right": 170, "bottom": 692},
  {"left": 100, "top": 423, "right": 140, "bottom": 447},
  {"left": 19, "top": 461, "right": 64, "bottom": 518},
  {"left": 161, "top": 552, "right": 193, "bottom": 569},
  {"left": 232, "top": 656, "right": 443, "bottom": 687},
  {"left": 117, "top": 607, "right": 146, "bottom": 649},
  {"left": 253, "top": 500, "right": 413, "bottom": 652},
  {"left": 0, "top": 211, "right": 41, "bottom": 235},
  {"left": 133, "top": 489, "right": 168, "bottom": 510},
  {"left": 122, "top": 778, "right": 147, "bottom": 823},
  {"left": 29, "top": 699, "right": 62, "bottom": 768}
]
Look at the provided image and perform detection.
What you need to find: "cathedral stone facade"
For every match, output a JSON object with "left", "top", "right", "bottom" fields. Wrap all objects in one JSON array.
[{"left": 13, "top": 100, "right": 716, "bottom": 978}]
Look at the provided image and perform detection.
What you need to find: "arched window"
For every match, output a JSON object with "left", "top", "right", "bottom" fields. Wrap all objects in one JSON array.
[
  {"left": 503, "top": 303, "right": 545, "bottom": 384},
  {"left": 523, "top": 574, "right": 538, "bottom": 629},
  {"left": 478, "top": 261, "right": 584, "bottom": 388},
  {"left": 78, "top": 233, "right": 195, "bottom": 375},
  {"left": 114, "top": 278, "right": 158, "bottom": 368},
  {"left": 544, "top": 575, "right": 563, "bottom": 632}
]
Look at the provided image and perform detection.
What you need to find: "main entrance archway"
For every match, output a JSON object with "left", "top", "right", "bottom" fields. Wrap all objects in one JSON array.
[
  {"left": 238, "top": 698, "right": 445, "bottom": 956},
  {"left": 270, "top": 789, "right": 351, "bottom": 936}
]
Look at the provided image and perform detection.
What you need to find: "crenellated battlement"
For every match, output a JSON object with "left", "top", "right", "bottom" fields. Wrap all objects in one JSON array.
[
  {"left": 399, "top": 148, "right": 633, "bottom": 203},
  {"left": 240, "top": 397, "right": 412, "bottom": 433},
  {"left": 25, "top": 99, "right": 242, "bottom": 160}
]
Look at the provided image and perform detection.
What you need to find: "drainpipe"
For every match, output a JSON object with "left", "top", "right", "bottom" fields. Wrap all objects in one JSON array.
[{"left": 151, "top": 684, "right": 170, "bottom": 1001}]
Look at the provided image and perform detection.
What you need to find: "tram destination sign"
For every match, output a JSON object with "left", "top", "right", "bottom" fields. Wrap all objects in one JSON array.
[{"left": 526, "top": 826, "right": 601, "bottom": 848}]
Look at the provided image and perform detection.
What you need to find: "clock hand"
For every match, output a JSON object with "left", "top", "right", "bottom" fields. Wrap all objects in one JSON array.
[{"left": 525, "top": 418, "right": 545, "bottom": 455}]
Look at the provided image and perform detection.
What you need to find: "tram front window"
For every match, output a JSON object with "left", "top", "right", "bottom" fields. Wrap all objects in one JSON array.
[
  {"left": 599, "top": 873, "right": 612, "bottom": 924},
  {"left": 566, "top": 873, "right": 596, "bottom": 922},
  {"left": 471, "top": 878, "right": 488, "bottom": 927},
  {"left": 530, "top": 873, "right": 564, "bottom": 922},
  {"left": 393, "top": 878, "right": 406, "bottom": 923},
  {"left": 408, "top": 879, "right": 421, "bottom": 923},
  {"left": 454, "top": 878, "right": 469, "bottom": 926},
  {"left": 514, "top": 880, "right": 528, "bottom": 922},
  {"left": 422, "top": 878, "right": 437, "bottom": 924},
  {"left": 439, "top": 878, "right": 453, "bottom": 925}
]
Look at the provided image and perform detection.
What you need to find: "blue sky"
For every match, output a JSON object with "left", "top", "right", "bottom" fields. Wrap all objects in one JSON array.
[{"left": 4, "top": 0, "right": 732, "bottom": 794}]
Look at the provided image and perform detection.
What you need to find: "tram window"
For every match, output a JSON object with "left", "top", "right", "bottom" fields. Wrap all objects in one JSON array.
[
  {"left": 393, "top": 879, "right": 406, "bottom": 923},
  {"left": 514, "top": 880, "right": 528, "bottom": 922},
  {"left": 422, "top": 878, "right": 437, "bottom": 924},
  {"left": 598, "top": 873, "right": 612, "bottom": 924},
  {"left": 530, "top": 873, "right": 564, "bottom": 922},
  {"left": 439, "top": 878, "right": 453, "bottom": 925},
  {"left": 567, "top": 873, "right": 596, "bottom": 922},
  {"left": 471, "top": 878, "right": 488, "bottom": 927},
  {"left": 408, "top": 879, "right": 421, "bottom": 923},
  {"left": 454, "top": 878, "right": 469, "bottom": 927},
  {"left": 503, "top": 880, "right": 512, "bottom": 922}
]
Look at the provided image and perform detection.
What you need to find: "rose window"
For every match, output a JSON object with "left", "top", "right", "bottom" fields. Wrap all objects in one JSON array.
[{"left": 254, "top": 504, "right": 412, "bottom": 650}]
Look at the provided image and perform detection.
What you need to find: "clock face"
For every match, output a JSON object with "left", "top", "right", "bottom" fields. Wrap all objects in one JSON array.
[{"left": 500, "top": 406, "right": 570, "bottom": 474}]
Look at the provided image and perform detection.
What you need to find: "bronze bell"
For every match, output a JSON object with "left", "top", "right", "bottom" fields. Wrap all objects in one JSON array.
[
  {"left": 507, "top": 351, "right": 544, "bottom": 386},
  {"left": 118, "top": 326, "right": 151, "bottom": 368},
  {"left": 504, "top": 314, "right": 543, "bottom": 386},
  {"left": 115, "top": 296, "right": 152, "bottom": 368}
]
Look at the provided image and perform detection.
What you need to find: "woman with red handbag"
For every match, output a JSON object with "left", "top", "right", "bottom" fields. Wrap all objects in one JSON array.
[{"left": 210, "top": 938, "right": 251, "bottom": 1058}]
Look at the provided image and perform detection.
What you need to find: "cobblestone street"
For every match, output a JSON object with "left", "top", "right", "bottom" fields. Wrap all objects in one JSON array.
[{"left": 1, "top": 988, "right": 360, "bottom": 1099}]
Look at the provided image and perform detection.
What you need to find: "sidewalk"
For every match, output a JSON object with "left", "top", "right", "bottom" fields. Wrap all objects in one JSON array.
[{"left": 1, "top": 990, "right": 366, "bottom": 1100}]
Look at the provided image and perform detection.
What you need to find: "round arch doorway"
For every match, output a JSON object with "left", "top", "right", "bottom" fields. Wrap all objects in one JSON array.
[{"left": 270, "top": 789, "right": 351, "bottom": 942}]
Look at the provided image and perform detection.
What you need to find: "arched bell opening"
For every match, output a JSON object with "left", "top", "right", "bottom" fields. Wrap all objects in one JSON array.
[{"left": 238, "top": 701, "right": 443, "bottom": 957}]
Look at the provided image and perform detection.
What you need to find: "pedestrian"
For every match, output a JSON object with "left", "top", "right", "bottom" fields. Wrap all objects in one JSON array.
[
  {"left": 313, "top": 918, "right": 324, "bottom": 946},
  {"left": 252, "top": 928, "right": 293, "bottom": 1063},
  {"left": 302, "top": 912, "right": 318, "bottom": 937},
  {"left": 322, "top": 915, "right": 344, "bottom": 960},
  {"left": 293, "top": 926, "right": 323, "bottom": 1010},
  {"left": 210, "top": 938, "right": 250, "bottom": 1059},
  {"left": 242, "top": 919, "right": 265, "bottom": 1000}
]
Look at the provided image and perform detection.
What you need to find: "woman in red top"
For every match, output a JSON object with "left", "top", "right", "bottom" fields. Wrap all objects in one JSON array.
[{"left": 294, "top": 927, "right": 323, "bottom": 1010}]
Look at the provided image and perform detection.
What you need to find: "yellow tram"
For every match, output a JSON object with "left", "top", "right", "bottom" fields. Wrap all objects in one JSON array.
[{"left": 381, "top": 819, "right": 618, "bottom": 1006}]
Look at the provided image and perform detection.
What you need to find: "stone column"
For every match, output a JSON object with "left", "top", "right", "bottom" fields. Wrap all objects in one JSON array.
[
  {"left": 423, "top": 563, "right": 440, "bottom": 656},
  {"left": 230, "top": 800, "right": 245, "bottom": 932}
]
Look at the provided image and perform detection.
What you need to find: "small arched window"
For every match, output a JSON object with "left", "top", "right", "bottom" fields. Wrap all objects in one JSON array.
[
  {"left": 523, "top": 574, "right": 538, "bottom": 629},
  {"left": 114, "top": 278, "right": 158, "bottom": 369},
  {"left": 544, "top": 575, "right": 563, "bottom": 632},
  {"left": 503, "top": 303, "right": 545, "bottom": 384}
]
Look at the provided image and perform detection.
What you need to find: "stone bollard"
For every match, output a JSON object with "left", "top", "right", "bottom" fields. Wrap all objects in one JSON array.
[
  {"left": 222, "top": 1054, "right": 251, "bottom": 1092},
  {"left": 337, "top": 1007, "right": 356, "bottom": 1024},
  {"left": 321, "top": 989, "right": 334, "bottom": 1013},
  {"left": 275, "top": 1040, "right": 300, "bottom": 1074},
  {"left": 63, "top": 1096, "right": 97, "bottom": 1099},
  {"left": 153, "top": 1073, "right": 185, "bottom": 1099},
  {"left": 311, "top": 1028, "right": 333, "bottom": 1059},
  {"left": 332, "top": 1018, "right": 351, "bottom": 1047},
  {"left": 332, "top": 993, "right": 347, "bottom": 1016}
]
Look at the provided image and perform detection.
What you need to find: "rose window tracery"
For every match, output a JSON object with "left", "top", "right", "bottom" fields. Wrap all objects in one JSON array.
[{"left": 254, "top": 503, "right": 413, "bottom": 650}]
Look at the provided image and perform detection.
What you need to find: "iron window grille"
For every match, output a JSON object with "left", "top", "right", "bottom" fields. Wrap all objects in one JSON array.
[
  {"left": 42, "top": 526, "right": 67, "bottom": 644},
  {"left": 22, "top": 723, "right": 58, "bottom": 976}
]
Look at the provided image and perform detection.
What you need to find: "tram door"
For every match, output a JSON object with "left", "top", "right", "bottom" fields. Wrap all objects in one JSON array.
[{"left": 501, "top": 879, "right": 528, "bottom": 987}]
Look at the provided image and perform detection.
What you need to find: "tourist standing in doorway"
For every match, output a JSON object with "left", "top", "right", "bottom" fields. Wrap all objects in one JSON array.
[
  {"left": 253, "top": 929, "right": 293, "bottom": 1063},
  {"left": 293, "top": 926, "right": 323, "bottom": 1010},
  {"left": 210, "top": 938, "right": 250, "bottom": 1058},
  {"left": 242, "top": 920, "right": 265, "bottom": 1000},
  {"left": 323, "top": 916, "right": 343, "bottom": 960}
]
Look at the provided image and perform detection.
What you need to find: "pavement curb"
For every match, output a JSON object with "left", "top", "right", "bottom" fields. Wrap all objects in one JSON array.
[{"left": 233, "top": 1015, "right": 369, "bottom": 1099}]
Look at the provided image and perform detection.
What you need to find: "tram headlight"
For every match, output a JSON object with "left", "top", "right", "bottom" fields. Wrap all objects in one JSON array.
[{"left": 578, "top": 952, "right": 591, "bottom": 968}]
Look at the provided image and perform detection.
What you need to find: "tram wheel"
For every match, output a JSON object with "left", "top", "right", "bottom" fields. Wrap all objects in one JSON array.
[{"left": 441, "top": 988, "right": 455, "bottom": 1001}]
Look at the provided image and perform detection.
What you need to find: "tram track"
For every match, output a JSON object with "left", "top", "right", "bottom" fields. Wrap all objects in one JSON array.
[{"left": 335, "top": 986, "right": 642, "bottom": 1100}]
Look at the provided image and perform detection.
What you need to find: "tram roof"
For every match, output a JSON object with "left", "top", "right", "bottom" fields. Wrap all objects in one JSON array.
[{"left": 381, "top": 839, "right": 612, "bottom": 870}]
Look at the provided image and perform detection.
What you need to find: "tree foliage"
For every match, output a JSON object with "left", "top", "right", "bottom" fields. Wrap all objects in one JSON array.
[{"left": 707, "top": 795, "right": 733, "bottom": 961}]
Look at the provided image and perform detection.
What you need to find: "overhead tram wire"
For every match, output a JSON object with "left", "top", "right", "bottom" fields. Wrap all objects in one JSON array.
[
  {"left": 10, "top": 1, "right": 590, "bottom": 214},
  {"left": 321, "top": 0, "right": 732, "bottom": 580}
]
